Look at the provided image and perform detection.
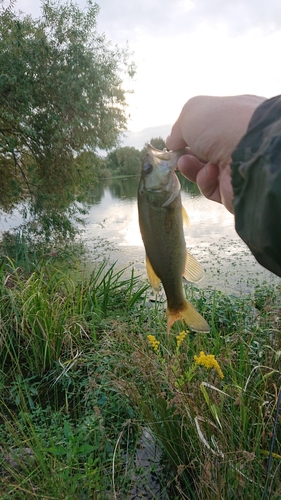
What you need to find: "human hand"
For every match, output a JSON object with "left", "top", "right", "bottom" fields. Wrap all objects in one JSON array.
[{"left": 166, "top": 95, "right": 266, "bottom": 213}]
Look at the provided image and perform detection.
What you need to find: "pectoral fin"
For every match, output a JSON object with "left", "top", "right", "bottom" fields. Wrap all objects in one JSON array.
[
  {"left": 146, "top": 255, "right": 161, "bottom": 293},
  {"left": 167, "top": 299, "right": 210, "bottom": 334},
  {"left": 183, "top": 250, "right": 205, "bottom": 283},
  {"left": 182, "top": 205, "right": 190, "bottom": 227}
]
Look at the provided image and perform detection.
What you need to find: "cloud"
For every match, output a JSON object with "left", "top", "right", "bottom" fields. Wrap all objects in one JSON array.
[
  {"left": 121, "top": 124, "right": 172, "bottom": 150},
  {"left": 189, "top": 0, "right": 281, "bottom": 34},
  {"left": 97, "top": 0, "right": 281, "bottom": 41},
  {"left": 15, "top": 0, "right": 281, "bottom": 40}
]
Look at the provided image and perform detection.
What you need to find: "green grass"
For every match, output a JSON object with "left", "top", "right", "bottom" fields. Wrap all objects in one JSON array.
[{"left": 0, "top": 247, "right": 281, "bottom": 499}]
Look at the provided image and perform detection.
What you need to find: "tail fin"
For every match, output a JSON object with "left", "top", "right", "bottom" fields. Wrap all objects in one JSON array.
[{"left": 167, "top": 299, "right": 210, "bottom": 334}]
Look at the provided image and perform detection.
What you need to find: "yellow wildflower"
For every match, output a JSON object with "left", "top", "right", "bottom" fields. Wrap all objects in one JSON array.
[
  {"left": 176, "top": 330, "right": 188, "bottom": 348},
  {"left": 147, "top": 334, "right": 160, "bottom": 352},
  {"left": 194, "top": 351, "right": 224, "bottom": 379}
]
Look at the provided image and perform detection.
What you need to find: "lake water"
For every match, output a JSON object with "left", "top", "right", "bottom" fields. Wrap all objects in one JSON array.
[
  {"left": 0, "top": 175, "right": 279, "bottom": 294},
  {"left": 78, "top": 176, "right": 279, "bottom": 295}
]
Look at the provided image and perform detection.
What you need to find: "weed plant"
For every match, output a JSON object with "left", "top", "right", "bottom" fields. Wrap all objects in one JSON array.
[
  {"left": 96, "top": 284, "right": 281, "bottom": 499},
  {"left": 0, "top": 241, "right": 280, "bottom": 499},
  {"left": 0, "top": 250, "right": 147, "bottom": 498}
]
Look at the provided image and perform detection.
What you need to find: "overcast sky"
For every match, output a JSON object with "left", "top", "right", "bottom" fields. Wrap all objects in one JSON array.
[{"left": 14, "top": 0, "right": 281, "bottom": 139}]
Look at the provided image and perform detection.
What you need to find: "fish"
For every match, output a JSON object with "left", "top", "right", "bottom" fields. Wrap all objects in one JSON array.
[{"left": 138, "top": 143, "right": 210, "bottom": 334}]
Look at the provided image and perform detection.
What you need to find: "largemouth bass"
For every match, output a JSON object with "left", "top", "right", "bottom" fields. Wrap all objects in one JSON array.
[{"left": 138, "top": 144, "right": 210, "bottom": 333}]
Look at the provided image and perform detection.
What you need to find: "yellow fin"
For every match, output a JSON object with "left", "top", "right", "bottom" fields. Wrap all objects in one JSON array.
[
  {"left": 182, "top": 205, "right": 190, "bottom": 227},
  {"left": 146, "top": 255, "right": 161, "bottom": 293},
  {"left": 167, "top": 299, "right": 210, "bottom": 334},
  {"left": 184, "top": 250, "right": 205, "bottom": 283}
]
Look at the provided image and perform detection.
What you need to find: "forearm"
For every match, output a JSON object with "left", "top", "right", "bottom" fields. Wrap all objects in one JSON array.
[{"left": 231, "top": 95, "right": 281, "bottom": 277}]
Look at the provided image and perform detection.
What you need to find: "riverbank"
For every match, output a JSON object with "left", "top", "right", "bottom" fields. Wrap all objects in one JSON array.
[
  {"left": 1, "top": 249, "right": 281, "bottom": 499},
  {"left": 81, "top": 232, "right": 280, "bottom": 296}
]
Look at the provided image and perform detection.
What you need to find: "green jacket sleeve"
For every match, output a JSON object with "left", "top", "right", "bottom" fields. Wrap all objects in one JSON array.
[{"left": 231, "top": 95, "right": 281, "bottom": 277}]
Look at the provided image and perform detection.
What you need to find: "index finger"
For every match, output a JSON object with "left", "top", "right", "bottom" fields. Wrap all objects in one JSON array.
[{"left": 166, "top": 121, "right": 187, "bottom": 150}]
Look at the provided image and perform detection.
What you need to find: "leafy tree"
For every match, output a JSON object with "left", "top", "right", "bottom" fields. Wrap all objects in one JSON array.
[
  {"left": 0, "top": 0, "right": 134, "bottom": 237},
  {"left": 149, "top": 136, "right": 166, "bottom": 150},
  {"left": 140, "top": 136, "right": 166, "bottom": 159},
  {"left": 105, "top": 150, "right": 120, "bottom": 172},
  {"left": 75, "top": 151, "right": 107, "bottom": 187},
  {"left": 105, "top": 146, "right": 141, "bottom": 175},
  {"left": 122, "top": 153, "right": 140, "bottom": 175}
]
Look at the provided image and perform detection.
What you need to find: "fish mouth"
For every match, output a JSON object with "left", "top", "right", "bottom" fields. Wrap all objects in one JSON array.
[
  {"left": 146, "top": 143, "right": 186, "bottom": 171},
  {"left": 146, "top": 144, "right": 171, "bottom": 161},
  {"left": 140, "top": 144, "right": 186, "bottom": 198}
]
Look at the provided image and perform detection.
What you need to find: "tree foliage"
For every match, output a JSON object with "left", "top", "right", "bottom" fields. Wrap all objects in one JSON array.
[
  {"left": 140, "top": 136, "right": 166, "bottom": 159},
  {"left": 0, "top": 0, "right": 134, "bottom": 236},
  {"left": 149, "top": 136, "right": 166, "bottom": 151},
  {"left": 105, "top": 146, "right": 141, "bottom": 175}
]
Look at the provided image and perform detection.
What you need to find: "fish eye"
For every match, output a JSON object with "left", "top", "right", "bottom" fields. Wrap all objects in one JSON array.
[{"left": 143, "top": 162, "right": 153, "bottom": 174}]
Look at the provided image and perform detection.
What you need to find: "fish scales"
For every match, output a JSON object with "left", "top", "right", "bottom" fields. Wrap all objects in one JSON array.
[
  {"left": 139, "top": 187, "right": 186, "bottom": 309},
  {"left": 138, "top": 144, "right": 210, "bottom": 334}
]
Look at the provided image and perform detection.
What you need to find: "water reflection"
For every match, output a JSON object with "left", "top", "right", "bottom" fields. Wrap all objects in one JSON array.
[
  {"left": 82, "top": 176, "right": 235, "bottom": 249},
  {"left": 1, "top": 175, "right": 279, "bottom": 294},
  {"left": 108, "top": 175, "right": 139, "bottom": 200},
  {"left": 81, "top": 176, "right": 279, "bottom": 294},
  {"left": 86, "top": 183, "right": 105, "bottom": 205}
]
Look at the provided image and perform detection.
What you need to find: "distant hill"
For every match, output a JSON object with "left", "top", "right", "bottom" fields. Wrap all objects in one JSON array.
[{"left": 120, "top": 124, "right": 172, "bottom": 150}]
